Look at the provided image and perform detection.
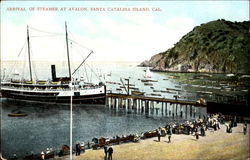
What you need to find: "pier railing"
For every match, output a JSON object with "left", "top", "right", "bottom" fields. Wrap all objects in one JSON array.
[
  {"left": 106, "top": 93, "right": 206, "bottom": 119},
  {"left": 107, "top": 93, "right": 204, "bottom": 106},
  {"left": 106, "top": 93, "right": 250, "bottom": 118}
]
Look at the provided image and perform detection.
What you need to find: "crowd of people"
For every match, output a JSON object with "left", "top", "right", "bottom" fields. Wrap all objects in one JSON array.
[
  {"left": 91, "top": 113, "right": 247, "bottom": 159},
  {"left": 9, "top": 113, "right": 248, "bottom": 160}
]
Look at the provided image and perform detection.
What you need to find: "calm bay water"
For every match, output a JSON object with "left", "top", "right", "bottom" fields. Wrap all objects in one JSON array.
[
  {"left": 1, "top": 98, "right": 205, "bottom": 158},
  {"left": 1, "top": 61, "right": 249, "bottom": 158}
]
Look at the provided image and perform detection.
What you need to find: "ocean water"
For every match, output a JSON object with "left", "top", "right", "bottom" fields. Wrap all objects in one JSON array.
[
  {"left": 1, "top": 98, "right": 205, "bottom": 158},
  {"left": 1, "top": 61, "right": 249, "bottom": 158}
]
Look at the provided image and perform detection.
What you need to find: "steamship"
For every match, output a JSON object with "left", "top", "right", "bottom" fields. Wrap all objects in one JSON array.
[{"left": 0, "top": 23, "right": 106, "bottom": 104}]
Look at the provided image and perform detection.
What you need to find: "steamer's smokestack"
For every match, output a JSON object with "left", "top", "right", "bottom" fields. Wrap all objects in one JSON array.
[{"left": 51, "top": 65, "right": 56, "bottom": 81}]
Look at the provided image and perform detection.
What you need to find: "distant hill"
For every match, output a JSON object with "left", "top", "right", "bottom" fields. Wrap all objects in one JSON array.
[{"left": 140, "top": 19, "right": 250, "bottom": 73}]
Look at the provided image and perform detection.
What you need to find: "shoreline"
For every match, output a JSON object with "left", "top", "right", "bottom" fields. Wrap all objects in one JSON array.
[
  {"left": 2, "top": 123, "right": 249, "bottom": 160},
  {"left": 142, "top": 67, "right": 250, "bottom": 75},
  {"left": 53, "top": 123, "right": 249, "bottom": 160},
  {"left": 137, "top": 65, "right": 250, "bottom": 75}
]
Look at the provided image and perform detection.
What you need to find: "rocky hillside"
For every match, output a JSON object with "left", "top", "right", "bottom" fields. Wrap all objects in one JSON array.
[{"left": 140, "top": 19, "right": 250, "bottom": 73}]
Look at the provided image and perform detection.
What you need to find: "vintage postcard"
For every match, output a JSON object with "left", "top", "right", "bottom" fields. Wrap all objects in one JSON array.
[{"left": 0, "top": 1, "right": 249, "bottom": 160}]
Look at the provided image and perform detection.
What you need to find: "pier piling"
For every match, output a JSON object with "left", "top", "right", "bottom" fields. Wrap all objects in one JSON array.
[
  {"left": 106, "top": 93, "right": 206, "bottom": 117},
  {"left": 186, "top": 105, "right": 188, "bottom": 118},
  {"left": 176, "top": 104, "right": 178, "bottom": 116}
]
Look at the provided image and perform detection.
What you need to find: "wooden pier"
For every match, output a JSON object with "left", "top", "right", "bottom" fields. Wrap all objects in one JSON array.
[
  {"left": 107, "top": 93, "right": 205, "bottom": 106},
  {"left": 106, "top": 93, "right": 206, "bottom": 118},
  {"left": 106, "top": 93, "right": 250, "bottom": 119}
]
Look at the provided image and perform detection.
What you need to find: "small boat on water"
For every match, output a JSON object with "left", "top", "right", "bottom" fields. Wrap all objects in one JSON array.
[
  {"left": 129, "top": 87, "right": 139, "bottom": 90},
  {"left": 8, "top": 111, "right": 28, "bottom": 117},
  {"left": 150, "top": 80, "right": 158, "bottom": 82},
  {"left": 194, "top": 74, "right": 212, "bottom": 79},
  {"left": 241, "top": 89, "right": 248, "bottom": 92},
  {"left": 120, "top": 86, "right": 138, "bottom": 90},
  {"left": 213, "top": 86, "right": 221, "bottom": 90},
  {"left": 144, "top": 67, "right": 152, "bottom": 78},
  {"left": 131, "top": 91, "right": 145, "bottom": 96},
  {"left": 175, "top": 85, "right": 181, "bottom": 88},
  {"left": 144, "top": 82, "right": 153, "bottom": 86},
  {"left": 141, "top": 79, "right": 151, "bottom": 82},
  {"left": 106, "top": 81, "right": 121, "bottom": 85},
  {"left": 201, "top": 74, "right": 212, "bottom": 77},
  {"left": 153, "top": 89, "right": 161, "bottom": 92},
  {"left": 226, "top": 73, "right": 235, "bottom": 77},
  {"left": 241, "top": 75, "right": 250, "bottom": 78},
  {"left": 168, "top": 75, "right": 179, "bottom": 79},
  {"left": 107, "top": 71, "right": 112, "bottom": 76},
  {"left": 124, "top": 83, "right": 135, "bottom": 86},
  {"left": 141, "top": 79, "right": 158, "bottom": 83},
  {"left": 196, "top": 91, "right": 213, "bottom": 94},
  {"left": 224, "top": 87, "right": 232, "bottom": 91},
  {"left": 161, "top": 90, "right": 176, "bottom": 94},
  {"left": 150, "top": 93, "right": 161, "bottom": 97},
  {"left": 166, "top": 88, "right": 182, "bottom": 92}
]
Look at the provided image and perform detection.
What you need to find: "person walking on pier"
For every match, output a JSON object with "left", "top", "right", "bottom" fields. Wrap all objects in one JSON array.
[{"left": 108, "top": 147, "right": 113, "bottom": 160}]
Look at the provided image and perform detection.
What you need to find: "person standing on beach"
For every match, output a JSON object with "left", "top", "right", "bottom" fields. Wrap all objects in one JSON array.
[
  {"left": 41, "top": 151, "right": 45, "bottom": 160},
  {"left": 108, "top": 147, "right": 113, "bottom": 160},
  {"left": 195, "top": 130, "right": 199, "bottom": 140},
  {"left": 75, "top": 143, "right": 80, "bottom": 156},
  {"left": 243, "top": 122, "right": 247, "bottom": 135},
  {"left": 158, "top": 129, "right": 161, "bottom": 142},
  {"left": 104, "top": 145, "right": 108, "bottom": 158},
  {"left": 87, "top": 141, "right": 90, "bottom": 149},
  {"left": 229, "top": 121, "right": 233, "bottom": 133},
  {"left": 12, "top": 154, "right": 17, "bottom": 160},
  {"left": 168, "top": 126, "right": 172, "bottom": 143}
]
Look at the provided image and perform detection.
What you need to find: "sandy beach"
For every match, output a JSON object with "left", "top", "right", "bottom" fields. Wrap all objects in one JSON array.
[{"left": 55, "top": 123, "right": 249, "bottom": 160}]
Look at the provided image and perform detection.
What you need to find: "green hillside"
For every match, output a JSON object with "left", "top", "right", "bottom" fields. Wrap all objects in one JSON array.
[{"left": 141, "top": 19, "right": 250, "bottom": 73}]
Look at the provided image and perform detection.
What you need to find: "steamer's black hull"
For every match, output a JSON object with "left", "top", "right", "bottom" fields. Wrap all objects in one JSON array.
[{"left": 1, "top": 90, "right": 106, "bottom": 105}]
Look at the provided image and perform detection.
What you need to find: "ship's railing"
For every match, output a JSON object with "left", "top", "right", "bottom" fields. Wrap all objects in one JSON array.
[{"left": 1, "top": 84, "right": 104, "bottom": 92}]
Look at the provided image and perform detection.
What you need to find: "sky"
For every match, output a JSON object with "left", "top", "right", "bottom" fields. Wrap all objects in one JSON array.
[{"left": 1, "top": 1, "right": 249, "bottom": 62}]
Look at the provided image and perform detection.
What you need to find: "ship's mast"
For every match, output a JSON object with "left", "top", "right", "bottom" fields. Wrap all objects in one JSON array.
[
  {"left": 27, "top": 25, "right": 33, "bottom": 82},
  {"left": 66, "top": 22, "right": 73, "bottom": 160},
  {"left": 65, "top": 22, "right": 71, "bottom": 79}
]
